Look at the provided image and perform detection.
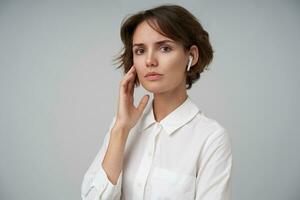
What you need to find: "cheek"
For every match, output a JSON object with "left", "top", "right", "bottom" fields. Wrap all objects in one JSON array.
[
  {"left": 133, "top": 56, "right": 143, "bottom": 68},
  {"left": 163, "top": 52, "right": 186, "bottom": 68},
  {"left": 134, "top": 66, "right": 144, "bottom": 81},
  {"left": 164, "top": 59, "right": 186, "bottom": 77}
]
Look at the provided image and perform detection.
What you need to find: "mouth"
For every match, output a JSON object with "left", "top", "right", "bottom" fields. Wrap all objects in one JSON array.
[
  {"left": 145, "top": 72, "right": 163, "bottom": 77},
  {"left": 145, "top": 74, "right": 163, "bottom": 81}
]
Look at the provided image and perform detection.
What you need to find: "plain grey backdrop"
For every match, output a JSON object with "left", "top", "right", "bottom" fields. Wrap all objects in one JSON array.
[{"left": 1, "top": 0, "right": 299, "bottom": 199}]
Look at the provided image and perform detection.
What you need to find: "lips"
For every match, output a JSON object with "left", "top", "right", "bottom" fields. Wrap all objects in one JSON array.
[
  {"left": 145, "top": 72, "right": 163, "bottom": 81},
  {"left": 145, "top": 72, "right": 163, "bottom": 77}
]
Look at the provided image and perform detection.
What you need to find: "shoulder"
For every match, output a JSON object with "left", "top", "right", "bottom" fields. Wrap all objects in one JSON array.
[
  {"left": 190, "top": 111, "right": 231, "bottom": 147},
  {"left": 192, "top": 111, "right": 226, "bottom": 133},
  {"left": 187, "top": 97, "right": 227, "bottom": 138}
]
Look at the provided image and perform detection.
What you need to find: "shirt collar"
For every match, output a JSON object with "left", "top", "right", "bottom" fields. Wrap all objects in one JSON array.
[{"left": 140, "top": 96, "right": 200, "bottom": 136}]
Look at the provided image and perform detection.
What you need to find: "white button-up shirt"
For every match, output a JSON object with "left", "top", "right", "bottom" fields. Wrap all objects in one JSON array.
[{"left": 81, "top": 96, "right": 232, "bottom": 200}]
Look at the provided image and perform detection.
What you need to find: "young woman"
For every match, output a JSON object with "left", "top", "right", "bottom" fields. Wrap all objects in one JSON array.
[{"left": 81, "top": 4, "right": 232, "bottom": 200}]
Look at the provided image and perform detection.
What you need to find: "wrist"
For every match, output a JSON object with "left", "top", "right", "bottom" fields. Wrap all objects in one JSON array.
[{"left": 111, "top": 123, "right": 130, "bottom": 140}]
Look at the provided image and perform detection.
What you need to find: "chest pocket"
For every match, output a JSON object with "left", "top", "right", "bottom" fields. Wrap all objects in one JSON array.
[{"left": 149, "top": 166, "right": 196, "bottom": 200}]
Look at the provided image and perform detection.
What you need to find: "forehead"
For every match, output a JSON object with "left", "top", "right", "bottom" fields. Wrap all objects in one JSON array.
[{"left": 132, "top": 20, "right": 174, "bottom": 44}]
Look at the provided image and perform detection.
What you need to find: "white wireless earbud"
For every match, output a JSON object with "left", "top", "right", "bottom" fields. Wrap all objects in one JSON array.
[{"left": 187, "top": 55, "right": 193, "bottom": 71}]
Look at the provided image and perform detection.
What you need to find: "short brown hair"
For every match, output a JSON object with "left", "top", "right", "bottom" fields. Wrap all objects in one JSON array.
[{"left": 112, "top": 3, "right": 213, "bottom": 90}]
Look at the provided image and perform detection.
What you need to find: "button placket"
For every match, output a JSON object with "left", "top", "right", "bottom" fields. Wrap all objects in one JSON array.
[{"left": 133, "top": 123, "right": 162, "bottom": 200}]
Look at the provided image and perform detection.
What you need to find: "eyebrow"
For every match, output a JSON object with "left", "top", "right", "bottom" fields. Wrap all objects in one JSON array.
[{"left": 132, "top": 39, "right": 175, "bottom": 48}]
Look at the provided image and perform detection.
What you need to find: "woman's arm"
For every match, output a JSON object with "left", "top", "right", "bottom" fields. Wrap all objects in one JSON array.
[
  {"left": 81, "top": 116, "right": 125, "bottom": 200},
  {"left": 102, "top": 122, "right": 130, "bottom": 185},
  {"left": 81, "top": 64, "right": 149, "bottom": 200}
]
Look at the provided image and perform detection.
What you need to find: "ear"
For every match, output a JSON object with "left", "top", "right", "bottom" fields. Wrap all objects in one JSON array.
[{"left": 188, "top": 45, "right": 199, "bottom": 66}]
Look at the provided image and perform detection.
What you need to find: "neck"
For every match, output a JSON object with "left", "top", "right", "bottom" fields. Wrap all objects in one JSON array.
[{"left": 152, "top": 83, "right": 188, "bottom": 123}]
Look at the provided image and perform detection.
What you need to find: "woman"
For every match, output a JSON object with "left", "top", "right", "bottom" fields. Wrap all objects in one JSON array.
[{"left": 81, "top": 4, "right": 232, "bottom": 200}]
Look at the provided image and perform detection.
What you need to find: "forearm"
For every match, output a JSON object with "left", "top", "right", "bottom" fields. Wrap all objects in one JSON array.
[{"left": 101, "top": 124, "right": 129, "bottom": 185}]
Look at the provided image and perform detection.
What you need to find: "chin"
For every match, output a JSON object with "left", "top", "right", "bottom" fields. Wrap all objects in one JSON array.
[{"left": 141, "top": 82, "right": 168, "bottom": 94}]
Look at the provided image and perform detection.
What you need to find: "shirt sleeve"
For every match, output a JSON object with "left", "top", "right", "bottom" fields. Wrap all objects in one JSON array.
[
  {"left": 195, "top": 127, "right": 233, "bottom": 200},
  {"left": 81, "top": 116, "right": 123, "bottom": 200}
]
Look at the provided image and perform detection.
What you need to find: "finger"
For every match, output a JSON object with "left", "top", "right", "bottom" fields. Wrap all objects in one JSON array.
[
  {"left": 128, "top": 69, "right": 137, "bottom": 90},
  {"left": 127, "top": 79, "right": 133, "bottom": 93},
  {"left": 128, "top": 78, "right": 135, "bottom": 96},
  {"left": 125, "top": 65, "right": 136, "bottom": 76},
  {"left": 121, "top": 73, "right": 134, "bottom": 94},
  {"left": 127, "top": 73, "right": 136, "bottom": 94},
  {"left": 120, "top": 65, "right": 136, "bottom": 94},
  {"left": 137, "top": 95, "right": 150, "bottom": 113}
]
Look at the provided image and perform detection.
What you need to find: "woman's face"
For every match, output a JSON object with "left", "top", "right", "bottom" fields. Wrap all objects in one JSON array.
[{"left": 132, "top": 20, "right": 189, "bottom": 94}]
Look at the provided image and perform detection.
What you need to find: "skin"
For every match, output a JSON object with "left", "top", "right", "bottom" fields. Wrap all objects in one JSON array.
[
  {"left": 102, "top": 20, "right": 199, "bottom": 185},
  {"left": 132, "top": 20, "right": 199, "bottom": 122}
]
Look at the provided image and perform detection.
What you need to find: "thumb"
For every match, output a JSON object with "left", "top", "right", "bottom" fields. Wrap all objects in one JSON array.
[{"left": 137, "top": 95, "right": 150, "bottom": 113}]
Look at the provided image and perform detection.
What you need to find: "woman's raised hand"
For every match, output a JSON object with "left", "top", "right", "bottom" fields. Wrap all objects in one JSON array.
[{"left": 114, "top": 65, "right": 150, "bottom": 132}]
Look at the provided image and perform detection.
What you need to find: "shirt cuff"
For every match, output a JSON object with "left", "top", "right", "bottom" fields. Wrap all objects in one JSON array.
[{"left": 92, "top": 165, "right": 122, "bottom": 198}]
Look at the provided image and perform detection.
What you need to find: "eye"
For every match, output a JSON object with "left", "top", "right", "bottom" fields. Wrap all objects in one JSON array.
[
  {"left": 133, "top": 46, "right": 172, "bottom": 55},
  {"left": 161, "top": 46, "right": 172, "bottom": 52},
  {"left": 134, "top": 48, "right": 144, "bottom": 55}
]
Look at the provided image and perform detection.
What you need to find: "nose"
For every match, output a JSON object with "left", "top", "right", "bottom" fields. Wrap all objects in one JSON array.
[{"left": 145, "top": 50, "right": 158, "bottom": 67}]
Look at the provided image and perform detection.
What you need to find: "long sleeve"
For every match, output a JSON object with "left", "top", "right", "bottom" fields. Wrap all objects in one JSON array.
[
  {"left": 195, "top": 128, "right": 233, "bottom": 200},
  {"left": 81, "top": 116, "right": 123, "bottom": 200}
]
